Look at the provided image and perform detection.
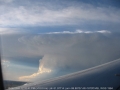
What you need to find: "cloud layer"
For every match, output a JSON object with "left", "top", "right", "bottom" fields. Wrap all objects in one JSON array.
[{"left": 0, "top": 1, "right": 120, "bottom": 27}]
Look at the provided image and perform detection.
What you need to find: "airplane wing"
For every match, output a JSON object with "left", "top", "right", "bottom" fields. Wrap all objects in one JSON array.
[{"left": 8, "top": 59, "right": 120, "bottom": 90}]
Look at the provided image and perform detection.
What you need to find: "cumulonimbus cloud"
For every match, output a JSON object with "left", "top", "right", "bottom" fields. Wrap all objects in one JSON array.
[{"left": 18, "top": 31, "right": 120, "bottom": 81}]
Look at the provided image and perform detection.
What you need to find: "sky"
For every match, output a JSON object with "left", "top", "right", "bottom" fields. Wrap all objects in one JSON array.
[{"left": 0, "top": 0, "right": 120, "bottom": 82}]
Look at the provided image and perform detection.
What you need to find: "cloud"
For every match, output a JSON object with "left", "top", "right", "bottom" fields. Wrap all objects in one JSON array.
[
  {"left": 0, "top": 28, "right": 25, "bottom": 34},
  {"left": 0, "top": 0, "right": 14, "bottom": 3},
  {"left": 47, "top": 30, "right": 111, "bottom": 34},
  {"left": 1, "top": 60, "right": 10, "bottom": 68},
  {"left": 19, "top": 59, "right": 51, "bottom": 81},
  {"left": 95, "top": 30, "right": 111, "bottom": 33},
  {"left": 0, "top": 1, "right": 120, "bottom": 27},
  {"left": 17, "top": 32, "right": 120, "bottom": 81}
]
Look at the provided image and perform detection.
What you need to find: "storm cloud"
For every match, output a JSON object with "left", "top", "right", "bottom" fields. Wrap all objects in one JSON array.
[{"left": 17, "top": 31, "right": 120, "bottom": 81}]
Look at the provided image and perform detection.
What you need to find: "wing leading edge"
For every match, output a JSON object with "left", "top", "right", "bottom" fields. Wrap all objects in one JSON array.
[{"left": 8, "top": 59, "right": 120, "bottom": 90}]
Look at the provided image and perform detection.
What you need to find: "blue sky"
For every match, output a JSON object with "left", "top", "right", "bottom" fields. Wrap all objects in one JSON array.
[{"left": 1, "top": 0, "right": 120, "bottom": 82}]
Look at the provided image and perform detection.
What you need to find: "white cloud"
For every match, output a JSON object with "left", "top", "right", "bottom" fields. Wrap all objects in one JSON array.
[
  {"left": 0, "top": 2, "right": 120, "bottom": 27},
  {"left": 47, "top": 30, "right": 111, "bottom": 34},
  {"left": 96, "top": 30, "right": 111, "bottom": 33},
  {"left": 1, "top": 60, "right": 10, "bottom": 68},
  {"left": 19, "top": 59, "right": 51, "bottom": 81}
]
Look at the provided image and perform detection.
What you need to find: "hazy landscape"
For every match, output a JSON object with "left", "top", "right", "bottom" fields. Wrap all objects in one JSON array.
[{"left": 4, "top": 80, "right": 28, "bottom": 89}]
